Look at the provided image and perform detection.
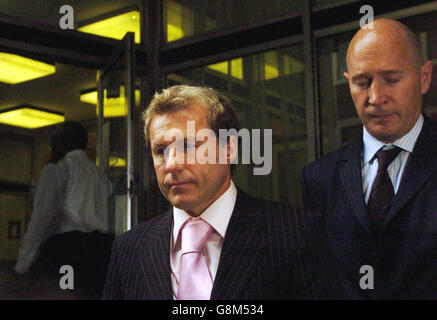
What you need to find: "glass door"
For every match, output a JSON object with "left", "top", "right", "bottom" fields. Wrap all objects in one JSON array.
[{"left": 97, "top": 32, "right": 138, "bottom": 235}]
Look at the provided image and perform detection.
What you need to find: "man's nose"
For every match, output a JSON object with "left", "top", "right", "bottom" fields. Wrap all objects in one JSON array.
[
  {"left": 367, "top": 79, "right": 388, "bottom": 106},
  {"left": 165, "top": 145, "right": 185, "bottom": 171}
]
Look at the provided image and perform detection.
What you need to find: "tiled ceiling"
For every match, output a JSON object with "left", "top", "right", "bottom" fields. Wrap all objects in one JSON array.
[{"left": 0, "top": 1, "right": 141, "bottom": 131}]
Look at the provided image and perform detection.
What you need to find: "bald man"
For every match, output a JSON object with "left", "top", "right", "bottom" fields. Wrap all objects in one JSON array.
[{"left": 301, "top": 19, "right": 436, "bottom": 299}]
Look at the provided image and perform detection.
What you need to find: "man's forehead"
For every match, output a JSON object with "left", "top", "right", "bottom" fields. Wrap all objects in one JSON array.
[
  {"left": 150, "top": 106, "right": 211, "bottom": 142},
  {"left": 347, "top": 21, "right": 417, "bottom": 67},
  {"left": 349, "top": 70, "right": 405, "bottom": 81}
]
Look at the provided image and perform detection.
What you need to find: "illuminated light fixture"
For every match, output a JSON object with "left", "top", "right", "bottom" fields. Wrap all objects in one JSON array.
[
  {"left": 78, "top": 10, "right": 140, "bottom": 43},
  {"left": 80, "top": 87, "right": 140, "bottom": 118},
  {"left": 0, "top": 106, "right": 64, "bottom": 129},
  {"left": 208, "top": 58, "right": 243, "bottom": 80},
  {"left": 0, "top": 53, "right": 56, "bottom": 84}
]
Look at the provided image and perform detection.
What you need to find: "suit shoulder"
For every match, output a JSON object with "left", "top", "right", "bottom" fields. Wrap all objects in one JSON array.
[
  {"left": 238, "top": 189, "right": 291, "bottom": 212},
  {"left": 301, "top": 140, "right": 360, "bottom": 210},
  {"left": 114, "top": 211, "right": 170, "bottom": 247},
  {"left": 241, "top": 192, "right": 296, "bottom": 222},
  {"left": 304, "top": 142, "right": 353, "bottom": 173},
  {"left": 302, "top": 139, "right": 362, "bottom": 185}
]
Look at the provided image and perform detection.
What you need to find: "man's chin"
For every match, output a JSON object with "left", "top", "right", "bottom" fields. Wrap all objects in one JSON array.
[
  {"left": 169, "top": 196, "right": 194, "bottom": 211},
  {"left": 367, "top": 123, "right": 401, "bottom": 142},
  {"left": 370, "top": 132, "right": 399, "bottom": 143}
]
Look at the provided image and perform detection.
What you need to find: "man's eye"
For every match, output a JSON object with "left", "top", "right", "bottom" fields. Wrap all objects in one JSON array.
[
  {"left": 384, "top": 78, "right": 399, "bottom": 84},
  {"left": 356, "top": 81, "right": 370, "bottom": 88},
  {"left": 154, "top": 148, "right": 164, "bottom": 155}
]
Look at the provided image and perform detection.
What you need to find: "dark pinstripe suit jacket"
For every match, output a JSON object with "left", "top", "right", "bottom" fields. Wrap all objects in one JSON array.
[
  {"left": 102, "top": 188, "right": 338, "bottom": 299},
  {"left": 301, "top": 115, "right": 437, "bottom": 299}
]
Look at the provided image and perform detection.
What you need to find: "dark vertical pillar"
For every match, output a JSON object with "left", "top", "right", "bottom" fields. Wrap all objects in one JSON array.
[
  {"left": 303, "top": 0, "right": 321, "bottom": 162},
  {"left": 140, "top": 0, "right": 168, "bottom": 221}
]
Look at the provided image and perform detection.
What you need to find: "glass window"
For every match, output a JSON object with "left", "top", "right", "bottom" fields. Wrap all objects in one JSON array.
[
  {"left": 317, "top": 31, "right": 358, "bottom": 155},
  {"left": 165, "top": 0, "right": 302, "bottom": 43},
  {"left": 167, "top": 44, "right": 307, "bottom": 208},
  {"left": 312, "top": 0, "right": 361, "bottom": 9},
  {"left": 419, "top": 15, "right": 437, "bottom": 122}
]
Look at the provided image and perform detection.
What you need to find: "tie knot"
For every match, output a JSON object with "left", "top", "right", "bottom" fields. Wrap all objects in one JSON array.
[
  {"left": 180, "top": 218, "right": 213, "bottom": 253},
  {"left": 375, "top": 146, "right": 401, "bottom": 170}
]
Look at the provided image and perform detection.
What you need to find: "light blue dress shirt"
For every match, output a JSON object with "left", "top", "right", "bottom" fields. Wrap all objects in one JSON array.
[{"left": 362, "top": 114, "right": 424, "bottom": 204}]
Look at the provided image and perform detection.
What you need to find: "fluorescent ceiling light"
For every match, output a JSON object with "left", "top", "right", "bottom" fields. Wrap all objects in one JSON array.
[
  {"left": 80, "top": 87, "right": 140, "bottom": 118},
  {"left": 0, "top": 53, "right": 56, "bottom": 84},
  {"left": 0, "top": 106, "right": 64, "bottom": 129},
  {"left": 78, "top": 11, "right": 140, "bottom": 43}
]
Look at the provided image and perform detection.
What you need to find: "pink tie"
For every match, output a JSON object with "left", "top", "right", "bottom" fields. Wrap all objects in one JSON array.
[{"left": 176, "top": 218, "right": 213, "bottom": 300}]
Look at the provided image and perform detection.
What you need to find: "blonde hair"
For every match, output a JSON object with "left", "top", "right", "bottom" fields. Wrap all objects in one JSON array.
[{"left": 142, "top": 85, "right": 239, "bottom": 146}]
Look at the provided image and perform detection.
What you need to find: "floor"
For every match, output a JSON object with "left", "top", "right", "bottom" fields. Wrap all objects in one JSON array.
[
  {"left": 0, "top": 260, "right": 34, "bottom": 299},
  {"left": 0, "top": 260, "right": 99, "bottom": 300}
]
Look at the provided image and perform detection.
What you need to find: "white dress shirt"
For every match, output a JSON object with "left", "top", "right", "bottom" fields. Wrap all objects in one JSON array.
[
  {"left": 170, "top": 180, "right": 237, "bottom": 299},
  {"left": 362, "top": 114, "right": 424, "bottom": 203},
  {"left": 14, "top": 149, "right": 111, "bottom": 274}
]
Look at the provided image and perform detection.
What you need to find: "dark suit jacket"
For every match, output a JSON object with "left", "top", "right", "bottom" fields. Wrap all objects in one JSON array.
[
  {"left": 102, "top": 188, "right": 339, "bottom": 299},
  {"left": 301, "top": 115, "right": 437, "bottom": 299}
]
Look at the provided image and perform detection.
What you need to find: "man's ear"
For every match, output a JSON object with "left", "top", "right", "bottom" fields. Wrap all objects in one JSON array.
[
  {"left": 227, "top": 135, "right": 238, "bottom": 164},
  {"left": 344, "top": 71, "right": 350, "bottom": 81},
  {"left": 420, "top": 60, "right": 433, "bottom": 94}
]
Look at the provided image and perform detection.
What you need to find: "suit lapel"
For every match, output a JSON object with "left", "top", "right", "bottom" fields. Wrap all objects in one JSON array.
[
  {"left": 385, "top": 116, "right": 437, "bottom": 226},
  {"left": 139, "top": 210, "right": 173, "bottom": 300},
  {"left": 339, "top": 138, "right": 373, "bottom": 235},
  {"left": 211, "top": 189, "right": 266, "bottom": 300}
]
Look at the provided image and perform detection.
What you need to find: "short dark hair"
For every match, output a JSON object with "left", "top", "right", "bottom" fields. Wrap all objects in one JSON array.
[{"left": 49, "top": 121, "right": 88, "bottom": 163}]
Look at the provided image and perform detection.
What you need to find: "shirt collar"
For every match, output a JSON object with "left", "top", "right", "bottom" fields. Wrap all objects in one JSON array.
[
  {"left": 172, "top": 180, "right": 237, "bottom": 245},
  {"left": 363, "top": 114, "right": 424, "bottom": 164}
]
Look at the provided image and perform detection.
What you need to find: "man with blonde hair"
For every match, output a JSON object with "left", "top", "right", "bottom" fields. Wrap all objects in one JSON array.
[{"left": 104, "top": 85, "right": 337, "bottom": 300}]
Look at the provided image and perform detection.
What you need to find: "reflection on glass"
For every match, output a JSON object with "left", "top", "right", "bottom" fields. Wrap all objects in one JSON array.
[
  {"left": 166, "top": 1, "right": 193, "bottom": 41},
  {"left": 80, "top": 87, "right": 141, "bottom": 118},
  {"left": 165, "top": 0, "right": 302, "bottom": 42},
  {"left": 317, "top": 32, "right": 358, "bottom": 155},
  {"left": 167, "top": 45, "right": 306, "bottom": 207},
  {"left": 208, "top": 58, "right": 243, "bottom": 80}
]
